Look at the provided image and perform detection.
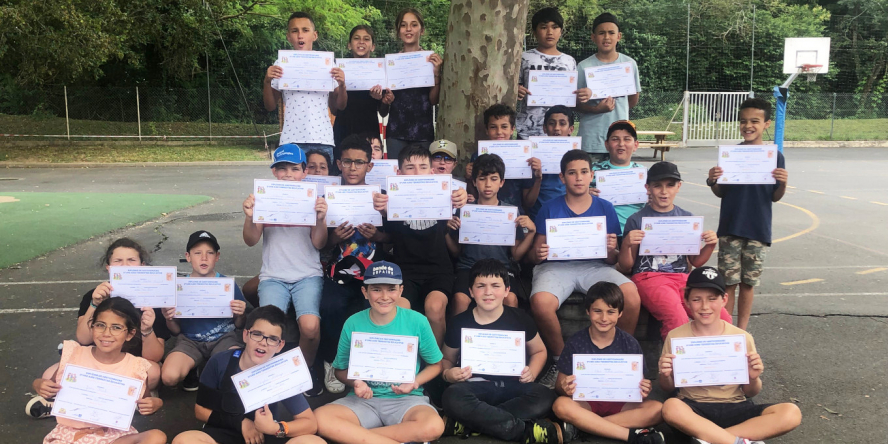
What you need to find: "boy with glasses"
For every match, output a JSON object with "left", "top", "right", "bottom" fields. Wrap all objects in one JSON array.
[{"left": 430, "top": 139, "right": 459, "bottom": 175}]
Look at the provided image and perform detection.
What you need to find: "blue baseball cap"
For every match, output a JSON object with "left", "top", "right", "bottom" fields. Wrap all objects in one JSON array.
[
  {"left": 271, "top": 144, "right": 307, "bottom": 168},
  {"left": 363, "top": 261, "right": 403, "bottom": 285}
]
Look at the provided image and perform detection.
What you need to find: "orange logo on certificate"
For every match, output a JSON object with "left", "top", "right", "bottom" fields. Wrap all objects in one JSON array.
[{"left": 596, "top": 222, "right": 603, "bottom": 230}]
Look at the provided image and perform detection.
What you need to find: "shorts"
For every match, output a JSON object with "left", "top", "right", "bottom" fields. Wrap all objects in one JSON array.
[
  {"left": 171, "top": 331, "right": 244, "bottom": 366},
  {"left": 681, "top": 398, "right": 773, "bottom": 429},
  {"left": 44, "top": 424, "right": 137, "bottom": 444},
  {"left": 402, "top": 274, "right": 453, "bottom": 311},
  {"left": 587, "top": 401, "right": 626, "bottom": 417},
  {"left": 202, "top": 425, "right": 290, "bottom": 444},
  {"left": 718, "top": 235, "right": 769, "bottom": 287},
  {"left": 332, "top": 395, "right": 437, "bottom": 429},
  {"left": 453, "top": 267, "right": 527, "bottom": 302},
  {"left": 258, "top": 276, "right": 324, "bottom": 319},
  {"left": 531, "top": 260, "right": 631, "bottom": 307}
]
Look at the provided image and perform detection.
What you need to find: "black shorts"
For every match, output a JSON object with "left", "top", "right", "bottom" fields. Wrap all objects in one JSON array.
[
  {"left": 401, "top": 273, "right": 453, "bottom": 311},
  {"left": 453, "top": 268, "right": 527, "bottom": 302},
  {"left": 681, "top": 399, "right": 773, "bottom": 429},
  {"left": 202, "top": 426, "right": 290, "bottom": 444}
]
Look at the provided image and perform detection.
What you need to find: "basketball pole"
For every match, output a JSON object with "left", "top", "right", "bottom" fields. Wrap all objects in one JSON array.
[{"left": 774, "top": 68, "right": 807, "bottom": 153}]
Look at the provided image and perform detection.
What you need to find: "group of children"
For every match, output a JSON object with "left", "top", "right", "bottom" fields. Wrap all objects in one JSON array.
[{"left": 27, "top": 6, "right": 802, "bottom": 444}]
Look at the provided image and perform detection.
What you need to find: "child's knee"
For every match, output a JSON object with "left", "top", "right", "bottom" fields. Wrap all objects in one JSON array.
[
  {"left": 298, "top": 316, "right": 321, "bottom": 337},
  {"left": 661, "top": 398, "right": 688, "bottom": 423},
  {"left": 418, "top": 415, "right": 445, "bottom": 441},
  {"left": 530, "top": 292, "right": 558, "bottom": 315},
  {"left": 425, "top": 294, "right": 447, "bottom": 318},
  {"left": 619, "top": 283, "right": 640, "bottom": 307},
  {"left": 552, "top": 396, "right": 576, "bottom": 418},
  {"left": 505, "top": 292, "right": 519, "bottom": 307},
  {"left": 641, "top": 400, "right": 664, "bottom": 422},
  {"left": 773, "top": 403, "right": 802, "bottom": 428},
  {"left": 143, "top": 429, "right": 167, "bottom": 444}
]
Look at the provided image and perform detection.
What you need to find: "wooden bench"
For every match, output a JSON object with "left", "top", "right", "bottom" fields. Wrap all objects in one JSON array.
[{"left": 639, "top": 142, "right": 681, "bottom": 161}]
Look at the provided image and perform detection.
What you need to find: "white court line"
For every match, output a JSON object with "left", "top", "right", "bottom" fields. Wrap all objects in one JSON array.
[
  {"left": 757, "top": 292, "right": 888, "bottom": 298},
  {"left": 765, "top": 265, "right": 888, "bottom": 270},
  {"left": 0, "top": 307, "right": 79, "bottom": 314}
]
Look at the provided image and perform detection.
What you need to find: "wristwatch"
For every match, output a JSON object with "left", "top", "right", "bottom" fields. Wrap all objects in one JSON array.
[
  {"left": 705, "top": 178, "right": 717, "bottom": 187},
  {"left": 275, "top": 420, "right": 289, "bottom": 439}
]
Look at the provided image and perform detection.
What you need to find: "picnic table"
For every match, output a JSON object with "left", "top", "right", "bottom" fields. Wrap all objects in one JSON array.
[{"left": 636, "top": 130, "right": 678, "bottom": 161}]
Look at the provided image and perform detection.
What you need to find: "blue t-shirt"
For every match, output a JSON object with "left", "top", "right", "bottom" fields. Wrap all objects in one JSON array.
[
  {"left": 717, "top": 150, "right": 785, "bottom": 244},
  {"left": 178, "top": 272, "right": 245, "bottom": 342},
  {"left": 557, "top": 327, "right": 642, "bottom": 376},
  {"left": 526, "top": 175, "right": 567, "bottom": 221},
  {"left": 536, "top": 195, "right": 621, "bottom": 264}
]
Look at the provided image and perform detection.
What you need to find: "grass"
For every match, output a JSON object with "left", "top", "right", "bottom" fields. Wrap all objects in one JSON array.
[
  {"left": 0, "top": 144, "right": 270, "bottom": 163},
  {"left": 632, "top": 116, "right": 888, "bottom": 142}
]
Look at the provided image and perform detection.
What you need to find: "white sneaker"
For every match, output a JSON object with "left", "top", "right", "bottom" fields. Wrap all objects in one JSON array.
[
  {"left": 324, "top": 361, "right": 345, "bottom": 394},
  {"left": 538, "top": 364, "right": 558, "bottom": 389}
]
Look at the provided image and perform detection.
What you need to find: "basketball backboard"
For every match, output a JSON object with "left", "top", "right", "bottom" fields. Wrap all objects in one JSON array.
[{"left": 783, "top": 38, "right": 830, "bottom": 74}]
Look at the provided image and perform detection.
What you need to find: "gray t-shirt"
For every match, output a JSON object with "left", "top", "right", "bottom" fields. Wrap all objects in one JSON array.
[
  {"left": 576, "top": 53, "right": 641, "bottom": 153},
  {"left": 517, "top": 49, "right": 577, "bottom": 139},
  {"left": 624, "top": 204, "right": 693, "bottom": 275},
  {"left": 259, "top": 225, "right": 323, "bottom": 283},
  {"left": 455, "top": 201, "right": 525, "bottom": 270}
]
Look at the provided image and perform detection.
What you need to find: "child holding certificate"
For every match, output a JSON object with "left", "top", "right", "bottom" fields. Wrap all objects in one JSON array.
[
  {"left": 38, "top": 298, "right": 165, "bottom": 444},
  {"left": 315, "top": 261, "right": 445, "bottom": 444},
  {"left": 522, "top": 105, "right": 572, "bottom": 220},
  {"left": 575, "top": 13, "right": 641, "bottom": 158},
  {"left": 440, "top": 259, "right": 558, "bottom": 443},
  {"left": 305, "top": 149, "right": 332, "bottom": 177},
  {"left": 332, "top": 25, "right": 392, "bottom": 146},
  {"left": 160, "top": 231, "right": 246, "bottom": 391},
  {"left": 552, "top": 283, "right": 664, "bottom": 444},
  {"left": 465, "top": 104, "right": 532, "bottom": 210},
  {"left": 706, "top": 98, "right": 788, "bottom": 330},
  {"left": 172, "top": 306, "right": 326, "bottom": 444},
  {"left": 590, "top": 120, "right": 645, "bottom": 232},
  {"left": 619, "top": 162, "right": 732, "bottom": 339},
  {"left": 658, "top": 267, "right": 801, "bottom": 444}
]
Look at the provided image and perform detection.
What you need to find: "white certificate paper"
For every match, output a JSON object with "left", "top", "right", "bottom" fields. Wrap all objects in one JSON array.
[
  {"left": 671, "top": 335, "right": 750, "bottom": 387},
  {"left": 232, "top": 348, "right": 313, "bottom": 412},
  {"left": 52, "top": 365, "right": 143, "bottom": 430},
  {"left": 253, "top": 179, "right": 318, "bottom": 226},
  {"left": 530, "top": 136, "right": 582, "bottom": 174},
  {"left": 451, "top": 178, "right": 467, "bottom": 193},
  {"left": 337, "top": 58, "right": 386, "bottom": 91},
  {"left": 174, "top": 277, "right": 234, "bottom": 318},
  {"left": 271, "top": 50, "right": 336, "bottom": 92},
  {"left": 365, "top": 159, "right": 399, "bottom": 189},
  {"left": 347, "top": 332, "right": 419, "bottom": 383},
  {"left": 639, "top": 217, "right": 704, "bottom": 256},
  {"left": 527, "top": 70, "right": 578, "bottom": 107},
  {"left": 478, "top": 140, "right": 533, "bottom": 179},
  {"left": 302, "top": 175, "right": 342, "bottom": 196},
  {"left": 458, "top": 205, "right": 518, "bottom": 246},
  {"left": 460, "top": 329, "right": 525, "bottom": 377},
  {"left": 717, "top": 145, "right": 778, "bottom": 185},
  {"left": 386, "top": 175, "right": 452, "bottom": 221},
  {"left": 583, "top": 62, "right": 638, "bottom": 99},
  {"left": 385, "top": 51, "right": 435, "bottom": 90},
  {"left": 109, "top": 266, "right": 177, "bottom": 308},
  {"left": 595, "top": 168, "right": 648, "bottom": 205},
  {"left": 572, "top": 354, "right": 643, "bottom": 402},
  {"left": 325, "top": 185, "right": 383, "bottom": 227},
  {"left": 546, "top": 217, "right": 608, "bottom": 260}
]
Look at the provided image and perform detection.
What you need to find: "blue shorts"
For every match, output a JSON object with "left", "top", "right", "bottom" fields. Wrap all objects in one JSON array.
[{"left": 258, "top": 276, "right": 323, "bottom": 319}]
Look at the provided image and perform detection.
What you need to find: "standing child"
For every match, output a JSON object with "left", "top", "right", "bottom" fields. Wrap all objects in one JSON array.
[
  {"left": 430, "top": 139, "right": 459, "bottom": 176},
  {"left": 306, "top": 149, "right": 332, "bottom": 177},
  {"left": 590, "top": 120, "right": 645, "bottom": 232},
  {"left": 466, "top": 104, "right": 532, "bottom": 210},
  {"left": 575, "top": 13, "right": 641, "bottom": 158},
  {"left": 522, "top": 105, "right": 572, "bottom": 220},
  {"left": 36, "top": 298, "right": 165, "bottom": 444},
  {"left": 658, "top": 267, "right": 801, "bottom": 444},
  {"left": 706, "top": 98, "right": 787, "bottom": 330},
  {"left": 363, "top": 132, "right": 385, "bottom": 160}
]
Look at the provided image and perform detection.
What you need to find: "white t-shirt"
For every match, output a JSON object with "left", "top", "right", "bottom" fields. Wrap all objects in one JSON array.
[
  {"left": 576, "top": 53, "right": 641, "bottom": 153},
  {"left": 259, "top": 225, "right": 322, "bottom": 283},
  {"left": 279, "top": 89, "right": 335, "bottom": 146},
  {"left": 517, "top": 49, "right": 577, "bottom": 140}
]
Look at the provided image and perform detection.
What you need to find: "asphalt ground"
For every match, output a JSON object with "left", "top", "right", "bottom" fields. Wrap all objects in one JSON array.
[{"left": 1, "top": 146, "right": 886, "bottom": 442}]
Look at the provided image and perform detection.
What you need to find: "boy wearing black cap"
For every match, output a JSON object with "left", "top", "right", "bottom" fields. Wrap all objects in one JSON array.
[
  {"left": 658, "top": 267, "right": 802, "bottom": 444},
  {"left": 161, "top": 231, "right": 247, "bottom": 391},
  {"left": 591, "top": 120, "right": 644, "bottom": 232},
  {"left": 619, "top": 162, "right": 730, "bottom": 340},
  {"left": 575, "top": 13, "right": 641, "bottom": 157}
]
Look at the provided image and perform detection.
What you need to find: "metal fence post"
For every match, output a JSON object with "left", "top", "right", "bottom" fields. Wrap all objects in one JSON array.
[
  {"left": 136, "top": 87, "right": 142, "bottom": 142},
  {"left": 682, "top": 91, "right": 690, "bottom": 144},
  {"left": 206, "top": 52, "right": 212, "bottom": 140},
  {"left": 64, "top": 86, "right": 70, "bottom": 141},
  {"left": 830, "top": 93, "right": 836, "bottom": 140}
]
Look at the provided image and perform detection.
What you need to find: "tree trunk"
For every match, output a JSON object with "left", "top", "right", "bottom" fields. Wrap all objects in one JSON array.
[{"left": 437, "top": 0, "right": 529, "bottom": 169}]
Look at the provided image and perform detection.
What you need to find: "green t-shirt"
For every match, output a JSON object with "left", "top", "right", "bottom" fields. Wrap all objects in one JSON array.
[
  {"left": 333, "top": 307, "right": 443, "bottom": 398},
  {"left": 592, "top": 160, "right": 645, "bottom": 232}
]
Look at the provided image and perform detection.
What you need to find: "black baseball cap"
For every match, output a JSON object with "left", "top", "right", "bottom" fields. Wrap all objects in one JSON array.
[
  {"left": 186, "top": 230, "right": 220, "bottom": 252},
  {"left": 606, "top": 120, "right": 637, "bottom": 140},
  {"left": 647, "top": 161, "right": 682, "bottom": 184},
  {"left": 686, "top": 266, "right": 726, "bottom": 294}
]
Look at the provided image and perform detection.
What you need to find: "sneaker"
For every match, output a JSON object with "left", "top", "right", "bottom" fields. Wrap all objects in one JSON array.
[
  {"left": 182, "top": 367, "right": 200, "bottom": 392},
  {"left": 304, "top": 365, "right": 325, "bottom": 397},
  {"left": 26, "top": 395, "right": 53, "bottom": 419},
  {"left": 442, "top": 416, "right": 469, "bottom": 438},
  {"left": 524, "top": 419, "right": 559, "bottom": 444},
  {"left": 560, "top": 421, "right": 579, "bottom": 443},
  {"left": 538, "top": 363, "right": 558, "bottom": 390},
  {"left": 633, "top": 428, "right": 666, "bottom": 444},
  {"left": 323, "top": 361, "right": 345, "bottom": 394}
]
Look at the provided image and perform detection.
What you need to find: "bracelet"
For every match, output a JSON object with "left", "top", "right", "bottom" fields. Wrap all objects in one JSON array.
[
  {"left": 141, "top": 328, "right": 154, "bottom": 337},
  {"left": 89, "top": 301, "right": 98, "bottom": 309}
]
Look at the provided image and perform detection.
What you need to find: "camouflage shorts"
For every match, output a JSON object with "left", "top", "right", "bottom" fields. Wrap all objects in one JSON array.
[{"left": 718, "top": 235, "right": 769, "bottom": 287}]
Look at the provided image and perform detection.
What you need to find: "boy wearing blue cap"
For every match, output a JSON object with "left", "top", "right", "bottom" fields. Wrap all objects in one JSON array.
[
  {"left": 242, "top": 144, "right": 329, "bottom": 395},
  {"left": 315, "top": 261, "right": 445, "bottom": 444}
]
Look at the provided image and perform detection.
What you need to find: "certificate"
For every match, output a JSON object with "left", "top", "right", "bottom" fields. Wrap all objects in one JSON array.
[
  {"left": 347, "top": 332, "right": 419, "bottom": 383},
  {"left": 458, "top": 204, "right": 518, "bottom": 246},
  {"left": 478, "top": 140, "right": 533, "bottom": 179},
  {"left": 527, "top": 70, "right": 578, "bottom": 107},
  {"left": 365, "top": 159, "right": 399, "bottom": 188},
  {"left": 232, "top": 348, "right": 313, "bottom": 412},
  {"left": 109, "top": 266, "right": 177, "bottom": 308},
  {"left": 451, "top": 178, "right": 467, "bottom": 193},
  {"left": 302, "top": 174, "right": 342, "bottom": 196},
  {"left": 546, "top": 217, "right": 608, "bottom": 260},
  {"left": 572, "top": 354, "right": 643, "bottom": 402},
  {"left": 271, "top": 50, "right": 336, "bottom": 92},
  {"left": 337, "top": 58, "right": 386, "bottom": 91},
  {"left": 386, "top": 175, "right": 452, "bottom": 221},
  {"left": 460, "top": 328, "right": 525, "bottom": 377},
  {"left": 52, "top": 364, "right": 142, "bottom": 430},
  {"left": 583, "top": 62, "right": 638, "bottom": 99},
  {"left": 174, "top": 277, "right": 234, "bottom": 318},
  {"left": 385, "top": 51, "right": 436, "bottom": 90},
  {"left": 530, "top": 136, "right": 582, "bottom": 174},
  {"left": 253, "top": 179, "right": 318, "bottom": 226},
  {"left": 595, "top": 168, "right": 648, "bottom": 205},
  {"left": 325, "top": 185, "right": 383, "bottom": 227},
  {"left": 717, "top": 145, "right": 778, "bottom": 184},
  {"left": 639, "top": 217, "right": 704, "bottom": 256},
  {"left": 671, "top": 335, "right": 750, "bottom": 387}
]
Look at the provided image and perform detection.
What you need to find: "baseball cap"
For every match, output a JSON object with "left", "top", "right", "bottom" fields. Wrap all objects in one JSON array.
[
  {"left": 606, "top": 120, "right": 637, "bottom": 140},
  {"left": 271, "top": 144, "right": 307, "bottom": 168},
  {"left": 647, "top": 161, "right": 682, "bottom": 184},
  {"left": 686, "top": 266, "right": 726, "bottom": 294},
  {"left": 429, "top": 139, "right": 457, "bottom": 158},
  {"left": 363, "top": 261, "right": 403, "bottom": 285},
  {"left": 186, "top": 230, "right": 220, "bottom": 252}
]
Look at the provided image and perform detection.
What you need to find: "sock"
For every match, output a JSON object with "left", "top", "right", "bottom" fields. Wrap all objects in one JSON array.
[{"left": 733, "top": 438, "right": 747, "bottom": 444}]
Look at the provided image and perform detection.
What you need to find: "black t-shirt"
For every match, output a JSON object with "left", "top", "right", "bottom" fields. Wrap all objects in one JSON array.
[
  {"left": 387, "top": 87, "right": 434, "bottom": 141},
  {"left": 444, "top": 306, "right": 538, "bottom": 382},
  {"left": 333, "top": 90, "right": 382, "bottom": 146},
  {"left": 78, "top": 289, "right": 172, "bottom": 356},
  {"left": 384, "top": 219, "right": 453, "bottom": 278}
]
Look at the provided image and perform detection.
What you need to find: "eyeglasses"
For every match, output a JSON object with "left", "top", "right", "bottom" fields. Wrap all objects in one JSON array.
[
  {"left": 247, "top": 330, "right": 282, "bottom": 346},
  {"left": 90, "top": 321, "right": 128, "bottom": 336},
  {"left": 340, "top": 159, "right": 369, "bottom": 167},
  {"left": 432, "top": 154, "right": 456, "bottom": 164}
]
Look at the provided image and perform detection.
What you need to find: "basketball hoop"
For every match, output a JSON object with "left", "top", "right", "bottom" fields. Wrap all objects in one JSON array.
[{"left": 800, "top": 64, "right": 822, "bottom": 82}]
